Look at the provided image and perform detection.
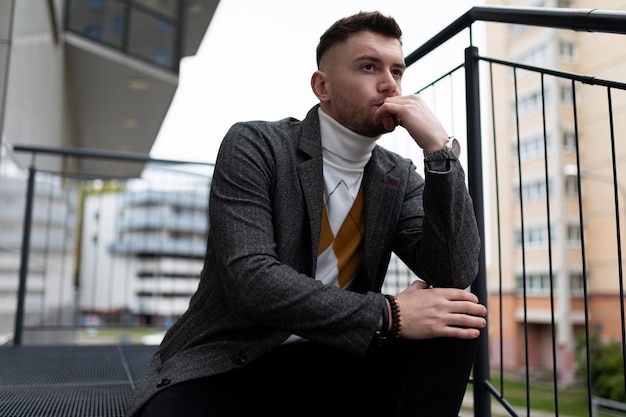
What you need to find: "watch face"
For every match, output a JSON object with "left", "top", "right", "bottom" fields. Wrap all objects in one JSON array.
[{"left": 449, "top": 137, "right": 461, "bottom": 159}]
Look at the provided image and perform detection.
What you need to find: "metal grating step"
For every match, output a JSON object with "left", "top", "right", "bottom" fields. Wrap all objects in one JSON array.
[
  {"left": 0, "top": 385, "right": 131, "bottom": 417},
  {"left": 0, "top": 345, "right": 157, "bottom": 417}
]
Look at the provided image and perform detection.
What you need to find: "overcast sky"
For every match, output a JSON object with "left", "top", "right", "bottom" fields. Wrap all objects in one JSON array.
[{"left": 150, "top": 0, "right": 488, "bottom": 165}]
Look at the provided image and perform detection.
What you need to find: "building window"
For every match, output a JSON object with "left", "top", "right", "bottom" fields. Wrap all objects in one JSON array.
[
  {"left": 89, "top": 0, "right": 105, "bottom": 10},
  {"left": 112, "top": 15, "right": 123, "bottom": 37},
  {"left": 516, "top": 44, "right": 548, "bottom": 66},
  {"left": 516, "top": 273, "right": 552, "bottom": 295},
  {"left": 514, "top": 90, "right": 549, "bottom": 118},
  {"left": 157, "top": 18, "right": 170, "bottom": 35},
  {"left": 567, "top": 224, "right": 581, "bottom": 244},
  {"left": 516, "top": 223, "right": 581, "bottom": 248},
  {"left": 559, "top": 40, "right": 576, "bottom": 62},
  {"left": 66, "top": 0, "right": 126, "bottom": 48},
  {"left": 85, "top": 24, "right": 102, "bottom": 40},
  {"left": 516, "top": 272, "right": 584, "bottom": 295},
  {"left": 563, "top": 131, "right": 577, "bottom": 152},
  {"left": 127, "top": 6, "right": 176, "bottom": 70},
  {"left": 565, "top": 176, "right": 579, "bottom": 197},
  {"left": 516, "top": 180, "right": 553, "bottom": 203},
  {"left": 153, "top": 48, "right": 169, "bottom": 67},
  {"left": 509, "top": 24, "right": 527, "bottom": 38},
  {"left": 515, "top": 133, "right": 552, "bottom": 161},
  {"left": 570, "top": 273, "right": 584, "bottom": 295},
  {"left": 516, "top": 226, "right": 550, "bottom": 248},
  {"left": 66, "top": 0, "right": 178, "bottom": 70},
  {"left": 561, "top": 85, "right": 574, "bottom": 104}
]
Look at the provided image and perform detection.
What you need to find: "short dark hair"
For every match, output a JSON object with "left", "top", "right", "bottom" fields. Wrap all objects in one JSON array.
[{"left": 316, "top": 11, "right": 403, "bottom": 68}]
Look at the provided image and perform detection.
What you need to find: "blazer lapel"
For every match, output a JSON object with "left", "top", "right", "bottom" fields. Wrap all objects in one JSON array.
[
  {"left": 360, "top": 152, "right": 401, "bottom": 290},
  {"left": 297, "top": 106, "right": 324, "bottom": 274}
]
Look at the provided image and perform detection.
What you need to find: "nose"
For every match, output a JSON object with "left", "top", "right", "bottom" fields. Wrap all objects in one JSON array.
[{"left": 378, "top": 71, "right": 399, "bottom": 95}]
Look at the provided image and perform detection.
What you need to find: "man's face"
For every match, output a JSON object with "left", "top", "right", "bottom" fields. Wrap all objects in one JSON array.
[{"left": 317, "top": 31, "right": 405, "bottom": 137}]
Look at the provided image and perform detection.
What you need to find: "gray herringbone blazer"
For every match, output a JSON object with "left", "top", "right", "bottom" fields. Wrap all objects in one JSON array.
[{"left": 125, "top": 105, "right": 480, "bottom": 417}]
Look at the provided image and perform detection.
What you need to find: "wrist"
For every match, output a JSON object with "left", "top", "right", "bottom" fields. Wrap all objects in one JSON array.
[
  {"left": 423, "top": 136, "right": 461, "bottom": 162},
  {"left": 375, "top": 295, "right": 400, "bottom": 338},
  {"left": 370, "top": 294, "right": 402, "bottom": 357},
  {"left": 384, "top": 294, "right": 402, "bottom": 338},
  {"left": 379, "top": 296, "right": 391, "bottom": 333}
]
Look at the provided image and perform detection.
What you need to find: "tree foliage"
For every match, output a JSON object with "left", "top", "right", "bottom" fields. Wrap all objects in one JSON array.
[{"left": 576, "top": 325, "right": 625, "bottom": 402}]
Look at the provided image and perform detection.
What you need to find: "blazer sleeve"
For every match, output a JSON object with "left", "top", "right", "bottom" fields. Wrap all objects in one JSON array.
[{"left": 394, "top": 159, "right": 480, "bottom": 289}]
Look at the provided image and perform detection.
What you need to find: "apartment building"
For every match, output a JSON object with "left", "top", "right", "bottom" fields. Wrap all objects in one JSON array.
[
  {"left": 485, "top": 0, "right": 626, "bottom": 381},
  {"left": 79, "top": 165, "right": 210, "bottom": 325},
  {"left": 0, "top": 159, "right": 77, "bottom": 342}
]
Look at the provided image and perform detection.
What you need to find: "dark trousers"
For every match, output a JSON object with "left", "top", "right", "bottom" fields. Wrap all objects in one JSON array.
[{"left": 138, "top": 337, "right": 478, "bottom": 417}]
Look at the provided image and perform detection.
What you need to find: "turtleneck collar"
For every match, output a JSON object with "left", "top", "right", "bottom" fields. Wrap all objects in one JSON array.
[{"left": 318, "top": 108, "right": 378, "bottom": 165}]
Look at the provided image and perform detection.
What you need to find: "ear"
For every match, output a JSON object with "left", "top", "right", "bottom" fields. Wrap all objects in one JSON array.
[{"left": 311, "top": 70, "right": 329, "bottom": 102}]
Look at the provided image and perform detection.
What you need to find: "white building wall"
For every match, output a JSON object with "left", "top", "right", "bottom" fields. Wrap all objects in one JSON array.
[
  {"left": 0, "top": 2, "right": 14, "bottom": 144},
  {"left": 0, "top": 0, "right": 75, "bottom": 343},
  {"left": 4, "top": 0, "right": 72, "bottom": 165},
  {"left": 0, "top": 172, "right": 77, "bottom": 342},
  {"left": 80, "top": 186, "right": 206, "bottom": 322}
]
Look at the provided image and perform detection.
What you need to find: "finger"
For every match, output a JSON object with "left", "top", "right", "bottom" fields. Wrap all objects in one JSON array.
[
  {"left": 441, "top": 326, "right": 482, "bottom": 340},
  {"left": 450, "top": 301, "right": 487, "bottom": 317},
  {"left": 448, "top": 313, "right": 487, "bottom": 330},
  {"left": 436, "top": 288, "right": 480, "bottom": 303},
  {"left": 380, "top": 115, "right": 396, "bottom": 132}
]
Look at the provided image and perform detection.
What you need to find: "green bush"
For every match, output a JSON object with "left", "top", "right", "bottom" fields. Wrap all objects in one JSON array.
[{"left": 576, "top": 325, "right": 625, "bottom": 402}]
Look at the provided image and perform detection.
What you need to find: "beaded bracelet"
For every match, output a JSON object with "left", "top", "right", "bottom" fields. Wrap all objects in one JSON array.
[{"left": 384, "top": 294, "right": 402, "bottom": 338}]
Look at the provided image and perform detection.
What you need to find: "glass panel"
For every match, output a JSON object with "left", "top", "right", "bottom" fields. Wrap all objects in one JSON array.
[
  {"left": 66, "top": 0, "right": 126, "bottom": 49},
  {"left": 133, "top": 0, "right": 178, "bottom": 19},
  {"left": 128, "top": 7, "right": 176, "bottom": 69}
]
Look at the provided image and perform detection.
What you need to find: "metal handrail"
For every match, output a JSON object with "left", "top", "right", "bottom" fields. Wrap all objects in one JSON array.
[
  {"left": 12, "top": 144, "right": 214, "bottom": 167},
  {"left": 10, "top": 145, "right": 213, "bottom": 346},
  {"left": 405, "top": 6, "right": 626, "bottom": 65}
]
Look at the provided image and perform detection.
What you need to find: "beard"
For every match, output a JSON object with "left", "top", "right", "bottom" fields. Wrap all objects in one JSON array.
[{"left": 331, "top": 103, "right": 390, "bottom": 138}]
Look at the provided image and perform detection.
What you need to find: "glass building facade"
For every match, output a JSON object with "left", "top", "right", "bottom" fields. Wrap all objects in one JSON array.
[{"left": 65, "top": 0, "right": 181, "bottom": 71}]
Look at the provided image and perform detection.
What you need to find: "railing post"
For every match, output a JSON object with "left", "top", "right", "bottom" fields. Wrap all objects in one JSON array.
[
  {"left": 464, "top": 45, "right": 492, "bottom": 417},
  {"left": 13, "top": 165, "right": 36, "bottom": 346}
]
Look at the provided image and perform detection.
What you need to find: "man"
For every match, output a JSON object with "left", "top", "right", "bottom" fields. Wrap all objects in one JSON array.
[{"left": 126, "top": 10, "right": 487, "bottom": 417}]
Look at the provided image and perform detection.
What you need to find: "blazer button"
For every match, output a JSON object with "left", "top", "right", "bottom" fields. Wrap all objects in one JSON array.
[
  {"left": 156, "top": 378, "right": 171, "bottom": 388},
  {"left": 232, "top": 351, "right": 248, "bottom": 365}
]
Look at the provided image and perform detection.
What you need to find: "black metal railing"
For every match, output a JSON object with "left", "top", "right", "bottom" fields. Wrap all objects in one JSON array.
[
  {"left": 403, "top": 5, "right": 626, "bottom": 417},
  {"left": 4, "top": 146, "right": 214, "bottom": 346}
]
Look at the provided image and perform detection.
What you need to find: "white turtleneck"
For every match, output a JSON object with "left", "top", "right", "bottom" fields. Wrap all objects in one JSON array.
[
  {"left": 318, "top": 109, "right": 377, "bottom": 231},
  {"left": 316, "top": 108, "right": 378, "bottom": 287}
]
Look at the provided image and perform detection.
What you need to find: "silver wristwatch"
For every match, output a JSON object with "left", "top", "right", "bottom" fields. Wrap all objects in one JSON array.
[{"left": 423, "top": 136, "right": 461, "bottom": 162}]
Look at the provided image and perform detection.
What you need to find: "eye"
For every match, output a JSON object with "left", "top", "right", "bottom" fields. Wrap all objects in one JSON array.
[
  {"left": 392, "top": 68, "right": 404, "bottom": 78},
  {"left": 362, "top": 63, "right": 376, "bottom": 71}
]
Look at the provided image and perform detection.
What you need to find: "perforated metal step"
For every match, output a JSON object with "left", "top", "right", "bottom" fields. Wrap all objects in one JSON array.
[{"left": 0, "top": 345, "right": 156, "bottom": 417}]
